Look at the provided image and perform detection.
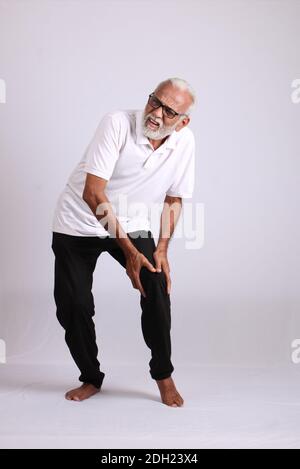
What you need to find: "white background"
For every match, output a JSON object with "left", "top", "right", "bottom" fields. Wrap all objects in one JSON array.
[
  {"left": 1, "top": 0, "right": 300, "bottom": 450},
  {"left": 0, "top": 0, "right": 299, "bottom": 375}
]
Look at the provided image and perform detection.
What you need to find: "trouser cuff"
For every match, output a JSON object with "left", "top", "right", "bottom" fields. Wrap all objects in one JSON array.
[
  {"left": 150, "top": 370, "right": 173, "bottom": 381},
  {"left": 79, "top": 371, "right": 105, "bottom": 389}
]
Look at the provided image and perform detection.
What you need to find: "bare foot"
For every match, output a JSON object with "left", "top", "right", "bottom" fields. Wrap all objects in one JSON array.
[
  {"left": 65, "top": 383, "right": 100, "bottom": 401},
  {"left": 156, "top": 376, "right": 184, "bottom": 407}
]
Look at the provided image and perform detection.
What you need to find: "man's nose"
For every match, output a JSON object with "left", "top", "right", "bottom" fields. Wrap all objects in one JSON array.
[{"left": 151, "top": 106, "right": 163, "bottom": 119}]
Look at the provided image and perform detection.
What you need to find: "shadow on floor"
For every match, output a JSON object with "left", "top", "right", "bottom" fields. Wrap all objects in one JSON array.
[{"left": 0, "top": 374, "right": 160, "bottom": 403}]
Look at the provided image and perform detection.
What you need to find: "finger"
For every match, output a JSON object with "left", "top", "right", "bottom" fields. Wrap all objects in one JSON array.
[
  {"left": 127, "top": 272, "right": 138, "bottom": 290},
  {"left": 144, "top": 259, "right": 156, "bottom": 272},
  {"left": 155, "top": 260, "right": 162, "bottom": 272},
  {"left": 161, "top": 260, "right": 170, "bottom": 274},
  {"left": 135, "top": 273, "right": 146, "bottom": 298},
  {"left": 167, "top": 277, "right": 171, "bottom": 295},
  {"left": 163, "top": 269, "right": 171, "bottom": 295}
]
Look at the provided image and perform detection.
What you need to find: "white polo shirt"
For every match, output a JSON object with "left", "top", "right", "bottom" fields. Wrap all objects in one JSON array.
[{"left": 52, "top": 109, "right": 195, "bottom": 237}]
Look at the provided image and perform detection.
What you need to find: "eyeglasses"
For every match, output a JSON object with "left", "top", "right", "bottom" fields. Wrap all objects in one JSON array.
[{"left": 147, "top": 93, "right": 187, "bottom": 119}]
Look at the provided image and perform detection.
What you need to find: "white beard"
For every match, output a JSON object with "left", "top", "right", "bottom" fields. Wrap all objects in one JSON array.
[{"left": 141, "top": 110, "right": 180, "bottom": 140}]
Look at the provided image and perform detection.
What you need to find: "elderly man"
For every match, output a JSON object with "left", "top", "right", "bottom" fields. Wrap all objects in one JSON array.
[{"left": 51, "top": 77, "right": 196, "bottom": 407}]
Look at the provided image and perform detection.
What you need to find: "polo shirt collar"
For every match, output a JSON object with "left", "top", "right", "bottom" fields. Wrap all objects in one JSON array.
[{"left": 135, "top": 110, "right": 178, "bottom": 151}]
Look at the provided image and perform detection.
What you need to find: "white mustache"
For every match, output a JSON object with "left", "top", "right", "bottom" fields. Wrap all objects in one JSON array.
[{"left": 148, "top": 116, "right": 162, "bottom": 127}]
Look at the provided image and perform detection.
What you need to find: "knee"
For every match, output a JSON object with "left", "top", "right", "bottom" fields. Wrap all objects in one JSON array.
[{"left": 140, "top": 268, "right": 167, "bottom": 289}]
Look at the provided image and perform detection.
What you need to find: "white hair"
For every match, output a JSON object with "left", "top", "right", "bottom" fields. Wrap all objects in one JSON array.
[{"left": 154, "top": 77, "right": 196, "bottom": 115}]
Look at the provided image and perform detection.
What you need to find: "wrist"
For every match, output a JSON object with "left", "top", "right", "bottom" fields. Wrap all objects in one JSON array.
[
  {"left": 124, "top": 244, "right": 139, "bottom": 259},
  {"left": 156, "top": 242, "right": 168, "bottom": 253}
]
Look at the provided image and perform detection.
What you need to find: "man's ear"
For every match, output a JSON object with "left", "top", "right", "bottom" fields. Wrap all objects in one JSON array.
[{"left": 175, "top": 115, "right": 190, "bottom": 132}]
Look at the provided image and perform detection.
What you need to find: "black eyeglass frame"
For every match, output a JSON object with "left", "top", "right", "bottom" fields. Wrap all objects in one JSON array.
[{"left": 147, "top": 92, "right": 188, "bottom": 119}]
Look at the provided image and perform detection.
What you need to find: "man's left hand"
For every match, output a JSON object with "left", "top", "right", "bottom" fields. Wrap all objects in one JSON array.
[{"left": 153, "top": 248, "right": 171, "bottom": 295}]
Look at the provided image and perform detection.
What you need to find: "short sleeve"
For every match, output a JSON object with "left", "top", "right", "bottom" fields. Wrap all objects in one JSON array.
[
  {"left": 83, "top": 113, "right": 121, "bottom": 181},
  {"left": 166, "top": 135, "right": 195, "bottom": 199}
]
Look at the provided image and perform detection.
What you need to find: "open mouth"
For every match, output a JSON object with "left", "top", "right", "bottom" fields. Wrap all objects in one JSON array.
[{"left": 147, "top": 117, "right": 160, "bottom": 129}]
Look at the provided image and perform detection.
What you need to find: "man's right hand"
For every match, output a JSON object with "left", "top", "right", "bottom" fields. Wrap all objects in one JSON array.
[
  {"left": 125, "top": 250, "right": 156, "bottom": 298},
  {"left": 82, "top": 173, "right": 156, "bottom": 297}
]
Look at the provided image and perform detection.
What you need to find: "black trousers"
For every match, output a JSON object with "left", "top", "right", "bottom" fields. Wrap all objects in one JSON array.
[{"left": 51, "top": 230, "right": 174, "bottom": 388}]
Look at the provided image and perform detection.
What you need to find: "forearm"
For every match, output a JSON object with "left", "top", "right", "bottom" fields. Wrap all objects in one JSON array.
[
  {"left": 83, "top": 191, "right": 138, "bottom": 257},
  {"left": 157, "top": 196, "right": 182, "bottom": 252}
]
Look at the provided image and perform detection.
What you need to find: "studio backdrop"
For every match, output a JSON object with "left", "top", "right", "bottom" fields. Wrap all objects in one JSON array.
[{"left": 0, "top": 0, "right": 299, "bottom": 373}]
